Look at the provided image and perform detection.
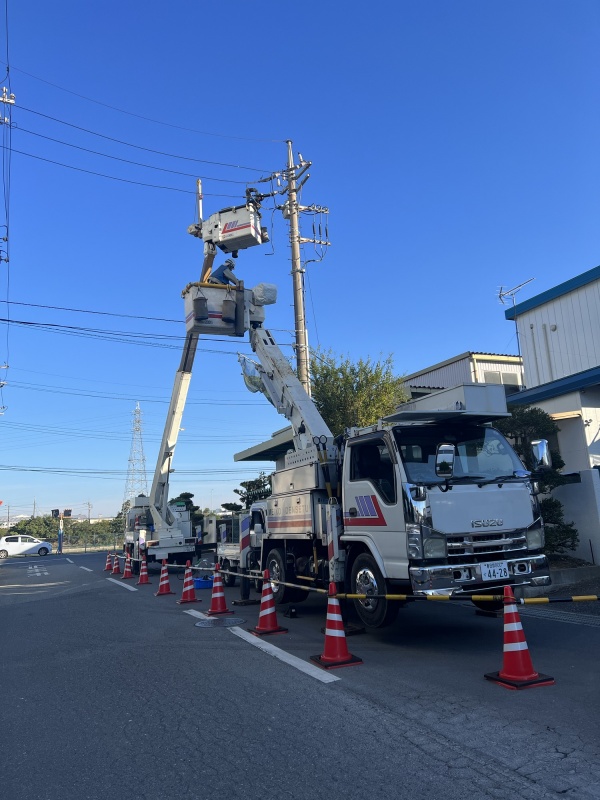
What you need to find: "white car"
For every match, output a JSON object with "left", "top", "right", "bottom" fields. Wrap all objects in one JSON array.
[{"left": 0, "top": 535, "right": 53, "bottom": 558}]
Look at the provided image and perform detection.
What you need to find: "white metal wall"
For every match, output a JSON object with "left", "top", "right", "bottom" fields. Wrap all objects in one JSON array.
[
  {"left": 407, "top": 356, "right": 473, "bottom": 389},
  {"left": 516, "top": 279, "right": 600, "bottom": 388}
]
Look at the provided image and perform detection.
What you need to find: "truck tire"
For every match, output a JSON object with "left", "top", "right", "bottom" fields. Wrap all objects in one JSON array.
[
  {"left": 266, "top": 548, "right": 308, "bottom": 605},
  {"left": 351, "top": 553, "right": 399, "bottom": 628},
  {"left": 221, "top": 561, "right": 237, "bottom": 588}
]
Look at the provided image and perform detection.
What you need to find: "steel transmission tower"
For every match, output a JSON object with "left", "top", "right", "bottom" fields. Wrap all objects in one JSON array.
[{"left": 123, "top": 402, "right": 149, "bottom": 509}]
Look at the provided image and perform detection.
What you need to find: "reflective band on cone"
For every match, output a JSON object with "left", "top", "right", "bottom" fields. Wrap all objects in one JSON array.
[
  {"left": 247, "top": 569, "right": 287, "bottom": 635},
  {"left": 111, "top": 554, "right": 121, "bottom": 575},
  {"left": 155, "top": 559, "right": 175, "bottom": 596},
  {"left": 136, "top": 555, "right": 151, "bottom": 585},
  {"left": 121, "top": 552, "right": 134, "bottom": 580},
  {"left": 206, "top": 564, "right": 232, "bottom": 615},
  {"left": 310, "top": 582, "right": 362, "bottom": 669},
  {"left": 485, "top": 586, "right": 554, "bottom": 689},
  {"left": 177, "top": 561, "right": 199, "bottom": 604},
  {"left": 103, "top": 552, "right": 112, "bottom": 571}
]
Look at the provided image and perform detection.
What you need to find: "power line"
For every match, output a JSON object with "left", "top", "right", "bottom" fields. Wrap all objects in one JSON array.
[
  {"left": 3, "top": 64, "right": 284, "bottom": 143},
  {"left": 4, "top": 145, "right": 244, "bottom": 196},
  {"left": 16, "top": 126, "right": 253, "bottom": 184},
  {"left": 17, "top": 105, "right": 273, "bottom": 171}
]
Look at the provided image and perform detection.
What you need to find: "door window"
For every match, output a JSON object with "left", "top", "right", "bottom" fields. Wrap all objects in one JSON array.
[{"left": 350, "top": 440, "right": 396, "bottom": 503}]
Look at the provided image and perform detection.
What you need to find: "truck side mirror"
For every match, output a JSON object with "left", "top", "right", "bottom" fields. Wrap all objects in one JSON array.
[
  {"left": 253, "top": 523, "right": 264, "bottom": 535},
  {"left": 435, "top": 443, "right": 455, "bottom": 478},
  {"left": 531, "top": 439, "right": 552, "bottom": 470}
]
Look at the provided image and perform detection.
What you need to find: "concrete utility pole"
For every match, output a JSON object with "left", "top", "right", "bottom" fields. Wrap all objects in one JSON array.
[{"left": 285, "top": 141, "right": 311, "bottom": 394}]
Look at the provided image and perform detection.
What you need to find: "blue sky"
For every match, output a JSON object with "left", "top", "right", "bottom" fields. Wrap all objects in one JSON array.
[{"left": 1, "top": 1, "right": 598, "bottom": 521}]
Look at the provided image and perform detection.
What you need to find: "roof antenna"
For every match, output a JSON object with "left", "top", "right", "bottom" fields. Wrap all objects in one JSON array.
[{"left": 498, "top": 277, "right": 534, "bottom": 379}]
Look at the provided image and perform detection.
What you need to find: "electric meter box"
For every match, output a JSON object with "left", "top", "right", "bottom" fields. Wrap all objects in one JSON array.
[{"left": 202, "top": 204, "right": 263, "bottom": 253}]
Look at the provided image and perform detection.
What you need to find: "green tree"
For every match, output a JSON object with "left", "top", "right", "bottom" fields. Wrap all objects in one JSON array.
[
  {"left": 221, "top": 502, "right": 243, "bottom": 513},
  {"left": 495, "top": 406, "right": 578, "bottom": 554},
  {"left": 310, "top": 349, "right": 407, "bottom": 436},
  {"left": 169, "top": 492, "right": 203, "bottom": 528},
  {"left": 234, "top": 472, "right": 272, "bottom": 509}
]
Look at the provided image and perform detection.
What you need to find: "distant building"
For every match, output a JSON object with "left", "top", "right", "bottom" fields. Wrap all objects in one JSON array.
[
  {"left": 403, "top": 352, "right": 524, "bottom": 399},
  {"left": 505, "top": 264, "right": 600, "bottom": 563}
]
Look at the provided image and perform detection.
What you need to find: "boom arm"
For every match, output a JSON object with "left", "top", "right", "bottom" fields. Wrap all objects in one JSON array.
[
  {"left": 148, "top": 331, "right": 198, "bottom": 529},
  {"left": 249, "top": 325, "right": 333, "bottom": 452}
]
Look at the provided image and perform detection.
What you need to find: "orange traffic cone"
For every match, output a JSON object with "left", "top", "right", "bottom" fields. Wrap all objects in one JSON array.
[
  {"left": 111, "top": 553, "right": 121, "bottom": 575},
  {"left": 103, "top": 552, "right": 112, "bottom": 571},
  {"left": 136, "top": 555, "right": 151, "bottom": 585},
  {"left": 485, "top": 586, "right": 555, "bottom": 689},
  {"left": 121, "top": 552, "right": 134, "bottom": 580},
  {"left": 155, "top": 559, "right": 175, "bottom": 596},
  {"left": 177, "top": 561, "right": 199, "bottom": 604},
  {"left": 310, "top": 582, "right": 363, "bottom": 669},
  {"left": 206, "top": 564, "right": 232, "bottom": 615},
  {"left": 248, "top": 569, "right": 287, "bottom": 635}
]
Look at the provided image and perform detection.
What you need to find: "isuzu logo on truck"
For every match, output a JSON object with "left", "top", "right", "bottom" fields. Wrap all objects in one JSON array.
[{"left": 471, "top": 519, "right": 503, "bottom": 528}]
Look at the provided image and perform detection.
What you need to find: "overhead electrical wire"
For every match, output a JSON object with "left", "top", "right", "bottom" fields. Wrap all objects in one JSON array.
[
  {"left": 0, "top": 0, "right": 12, "bottom": 412},
  {"left": 2, "top": 63, "right": 285, "bottom": 144},
  {"left": 17, "top": 105, "right": 274, "bottom": 172},
  {"left": 15, "top": 126, "right": 254, "bottom": 184},
  {"left": 2, "top": 145, "right": 244, "bottom": 196}
]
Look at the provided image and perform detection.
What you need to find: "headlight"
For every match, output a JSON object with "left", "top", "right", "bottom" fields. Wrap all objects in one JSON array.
[
  {"left": 407, "top": 524, "right": 423, "bottom": 559},
  {"left": 423, "top": 533, "right": 447, "bottom": 559},
  {"left": 526, "top": 519, "right": 545, "bottom": 550}
]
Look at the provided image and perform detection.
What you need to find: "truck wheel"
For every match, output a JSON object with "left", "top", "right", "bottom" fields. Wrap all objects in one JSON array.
[
  {"left": 221, "top": 561, "right": 237, "bottom": 588},
  {"left": 471, "top": 592, "right": 504, "bottom": 613},
  {"left": 351, "top": 553, "right": 399, "bottom": 628},
  {"left": 266, "top": 548, "right": 308, "bottom": 604}
]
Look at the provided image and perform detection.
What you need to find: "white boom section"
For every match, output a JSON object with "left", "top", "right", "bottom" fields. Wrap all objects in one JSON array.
[
  {"left": 148, "top": 332, "right": 198, "bottom": 530},
  {"left": 249, "top": 325, "right": 335, "bottom": 468}
]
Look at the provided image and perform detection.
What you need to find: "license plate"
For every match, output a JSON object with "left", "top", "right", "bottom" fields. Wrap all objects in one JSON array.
[{"left": 481, "top": 561, "right": 509, "bottom": 581}]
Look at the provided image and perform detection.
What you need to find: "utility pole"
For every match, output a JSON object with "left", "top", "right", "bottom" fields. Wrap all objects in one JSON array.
[
  {"left": 86, "top": 500, "right": 93, "bottom": 547},
  {"left": 281, "top": 141, "right": 330, "bottom": 394}
]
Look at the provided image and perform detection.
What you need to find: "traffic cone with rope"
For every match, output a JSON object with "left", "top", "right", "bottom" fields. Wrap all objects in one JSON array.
[
  {"left": 136, "top": 555, "right": 151, "bottom": 585},
  {"left": 155, "top": 559, "right": 175, "bottom": 596},
  {"left": 310, "top": 582, "right": 363, "bottom": 669},
  {"left": 248, "top": 569, "right": 288, "bottom": 635},
  {"left": 206, "top": 564, "right": 232, "bottom": 615},
  {"left": 111, "top": 553, "right": 121, "bottom": 575},
  {"left": 121, "top": 552, "right": 134, "bottom": 580},
  {"left": 177, "top": 561, "right": 199, "bottom": 604},
  {"left": 484, "top": 586, "right": 555, "bottom": 689},
  {"left": 103, "top": 552, "right": 112, "bottom": 571}
]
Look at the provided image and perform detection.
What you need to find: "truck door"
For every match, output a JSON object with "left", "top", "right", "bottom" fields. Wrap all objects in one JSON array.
[{"left": 343, "top": 436, "right": 407, "bottom": 578}]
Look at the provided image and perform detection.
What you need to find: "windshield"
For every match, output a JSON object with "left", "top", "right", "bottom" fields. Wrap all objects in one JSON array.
[{"left": 393, "top": 424, "right": 524, "bottom": 484}]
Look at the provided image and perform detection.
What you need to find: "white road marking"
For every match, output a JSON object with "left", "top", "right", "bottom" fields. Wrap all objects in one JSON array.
[
  {"left": 66, "top": 558, "right": 74, "bottom": 564},
  {"left": 27, "top": 564, "right": 49, "bottom": 577},
  {"left": 183, "top": 609, "right": 340, "bottom": 684},
  {"left": 79, "top": 567, "right": 93, "bottom": 572},
  {"left": 106, "top": 577, "right": 137, "bottom": 592}
]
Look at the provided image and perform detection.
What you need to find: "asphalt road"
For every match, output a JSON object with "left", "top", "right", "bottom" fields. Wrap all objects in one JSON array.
[{"left": 1, "top": 552, "right": 599, "bottom": 800}]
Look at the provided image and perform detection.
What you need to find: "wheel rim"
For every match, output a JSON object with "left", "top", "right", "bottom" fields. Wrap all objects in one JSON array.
[
  {"left": 355, "top": 567, "right": 380, "bottom": 611},
  {"left": 268, "top": 555, "right": 282, "bottom": 585}
]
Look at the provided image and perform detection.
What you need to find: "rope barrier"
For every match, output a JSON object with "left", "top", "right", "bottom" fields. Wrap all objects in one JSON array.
[{"left": 113, "top": 555, "right": 599, "bottom": 605}]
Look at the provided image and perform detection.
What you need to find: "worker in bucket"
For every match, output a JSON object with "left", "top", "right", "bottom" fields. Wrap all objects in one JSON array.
[{"left": 208, "top": 258, "right": 241, "bottom": 288}]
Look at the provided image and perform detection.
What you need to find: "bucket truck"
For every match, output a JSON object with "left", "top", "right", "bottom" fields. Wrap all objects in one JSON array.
[{"left": 234, "top": 324, "right": 552, "bottom": 626}]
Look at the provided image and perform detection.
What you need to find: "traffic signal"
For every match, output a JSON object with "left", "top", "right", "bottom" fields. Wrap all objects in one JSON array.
[
  {"left": 51, "top": 509, "right": 60, "bottom": 518},
  {"left": 63, "top": 509, "right": 72, "bottom": 517}
]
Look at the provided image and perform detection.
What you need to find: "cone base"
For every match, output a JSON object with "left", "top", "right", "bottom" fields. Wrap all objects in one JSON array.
[
  {"left": 177, "top": 597, "right": 200, "bottom": 604},
  {"left": 207, "top": 609, "right": 233, "bottom": 616},
  {"left": 484, "top": 670, "right": 555, "bottom": 690},
  {"left": 155, "top": 590, "right": 175, "bottom": 596},
  {"left": 232, "top": 599, "right": 261, "bottom": 606},
  {"left": 121, "top": 575, "right": 134, "bottom": 580},
  {"left": 136, "top": 580, "right": 152, "bottom": 585},
  {"left": 248, "top": 625, "right": 288, "bottom": 636},
  {"left": 310, "top": 653, "right": 363, "bottom": 670}
]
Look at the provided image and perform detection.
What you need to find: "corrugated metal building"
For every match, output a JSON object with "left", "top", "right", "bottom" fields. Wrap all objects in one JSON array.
[
  {"left": 506, "top": 264, "right": 600, "bottom": 563},
  {"left": 404, "top": 352, "right": 523, "bottom": 398}
]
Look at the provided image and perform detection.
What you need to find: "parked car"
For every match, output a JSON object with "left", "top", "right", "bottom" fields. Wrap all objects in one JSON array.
[{"left": 0, "top": 535, "right": 53, "bottom": 558}]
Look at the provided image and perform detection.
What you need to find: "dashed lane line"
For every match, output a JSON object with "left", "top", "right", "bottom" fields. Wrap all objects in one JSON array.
[
  {"left": 106, "top": 577, "right": 137, "bottom": 592},
  {"left": 79, "top": 566, "right": 93, "bottom": 572},
  {"left": 183, "top": 609, "right": 340, "bottom": 684}
]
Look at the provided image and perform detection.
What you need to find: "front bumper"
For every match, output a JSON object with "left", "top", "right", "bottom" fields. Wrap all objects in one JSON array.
[{"left": 409, "top": 554, "right": 551, "bottom": 595}]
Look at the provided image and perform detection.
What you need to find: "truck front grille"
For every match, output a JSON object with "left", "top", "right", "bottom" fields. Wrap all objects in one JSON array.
[{"left": 446, "top": 530, "right": 527, "bottom": 563}]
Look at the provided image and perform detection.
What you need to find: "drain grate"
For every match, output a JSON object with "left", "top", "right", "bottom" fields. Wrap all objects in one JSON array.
[{"left": 194, "top": 617, "right": 246, "bottom": 628}]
